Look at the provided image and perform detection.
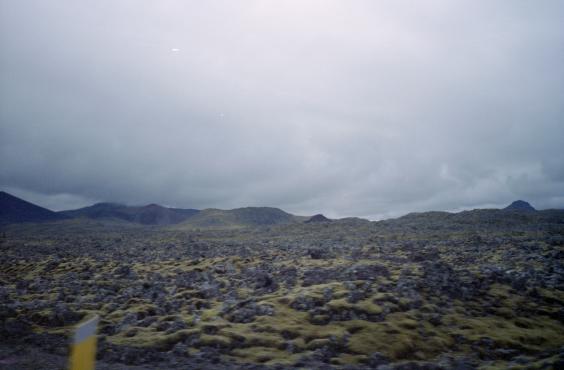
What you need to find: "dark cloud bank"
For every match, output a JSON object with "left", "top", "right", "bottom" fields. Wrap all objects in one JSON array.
[{"left": 1, "top": 1, "right": 563, "bottom": 220}]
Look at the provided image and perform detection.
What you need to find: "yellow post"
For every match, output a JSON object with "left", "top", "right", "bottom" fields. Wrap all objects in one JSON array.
[{"left": 69, "top": 315, "right": 99, "bottom": 370}]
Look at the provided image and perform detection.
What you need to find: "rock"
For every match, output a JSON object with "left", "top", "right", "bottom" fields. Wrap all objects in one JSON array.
[
  {"left": 118, "top": 312, "right": 138, "bottom": 332},
  {"left": 347, "top": 281, "right": 372, "bottom": 303},
  {"left": 367, "top": 352, "right": 389, "bottom": 367},
  {"left": 2, "top": 317, "right": 32, "bottom": 338},
  {"left": 199, "top": 281, "right": 220, "bottom": 299},
  {"left": 172, "top": 342, "right": 189, "bottom": 356},
  {"left": 214, "top": 264, "right": 227, "bottom": 274},
  {"left": 290, "top": 294, "right": 322, "bottom": 311},
  {"left": 346, "top": 263, "right": 390, "bottom": 280},
  {"left": 120, "top": 347, "right": 144, "bottom": 365},
  {"left": 323, "top": 287, "right": 334, "bottom": 302},
  {"left": 429, "top": 314, "right": 442, "bottom": 326},
  {"left": 112, "top": 265, "right": 137, "bottom": 278},
  {"left": 308, "top": 248, "right": 332, "bottom": 259},
  {"left": 493, "top": 348, "right": 520, "bottom": 359},
  {"left": 52, "top": 303, "right": 82, "bottom": 326},
  {"left": 277, "top": 266, "right": 298, "bottom": 288},
  {"left": 250, "top": 269, "right": 278, "bottom": 292},
  {"left": 511, "top": 355, "right": 532, "bottom": 365},
  {"left": 223, "top": 300, "right": 275, "bottom": 323},
  {"left": 165, "top": 319, "right": 188, "bottom": 334},
  {"left": 302, "top": 267, "right": 341, "bottom": 286},
  {"left": 420, "top": 261, "right": 466, "bottom": 299}
]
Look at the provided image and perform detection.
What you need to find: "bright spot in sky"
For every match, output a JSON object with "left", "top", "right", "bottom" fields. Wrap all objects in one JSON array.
[{"left": 171, "top": 48, "right": 180, "bottom": 52}]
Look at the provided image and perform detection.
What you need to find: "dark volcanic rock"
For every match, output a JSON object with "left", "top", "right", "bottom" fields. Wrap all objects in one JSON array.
[
  {"left": 302, "top": 267, "right": 342, "bottom": 286},
  {"left": 346, "top": 263, "right": 390, "bottom": 281},
  {"left": 307, "top": 248, "right": 333, "bottom": 259},
  {"left": 2, "top": 317, "right": 33, "bottom": 338},
  {"left": 222, "top": 300, "right": 275, "bottom": 323}
]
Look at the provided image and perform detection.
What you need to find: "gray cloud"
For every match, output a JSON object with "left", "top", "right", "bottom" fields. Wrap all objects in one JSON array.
[{"left": 1, "top": 0, "right": 563, "bottom": 219}]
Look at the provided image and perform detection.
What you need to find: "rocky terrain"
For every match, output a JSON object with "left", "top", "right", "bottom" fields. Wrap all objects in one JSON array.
[{"left": 1, "top": 200, "right": 563, "bottom": 369}]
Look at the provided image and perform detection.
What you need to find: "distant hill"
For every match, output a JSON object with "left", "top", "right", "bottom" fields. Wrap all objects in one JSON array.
[
  {"left": 2, "top": 192, "right": 303, "bottom": 228},
  {"left": 173, "top": 207, "right": 301, "bottom": 229},
  {"left": 0, "top": 191, "right": 67, "bottom": 224},
  {"left": 59, "top": 202, "right": 199, "bottom": 225},
  {"left": 388, "top": 206, "right": 563, "bottom": 232},
  {"left": 4, "top": 192, "right": 555, "bottom": 231},
  {"left": 504, "top": 200, "right": 536, "bottom": 212},
  {"left": 305, "top": 214, "right": 331, "bottom": 223}
]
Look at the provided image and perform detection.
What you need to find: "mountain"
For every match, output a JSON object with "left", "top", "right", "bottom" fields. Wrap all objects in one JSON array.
[
  {"left": 59, "top": 202, "right": 199, "bottom": 225},
  {"left": 504, "top": 200, "right": 536, "bottom": 212},
  {"left": 173, "top": 207, "right": 301, "bottom": 229},
  {"left": 0, "top": 191, "right": 67, "bottom": 224},
  {"left": 387, "top": 206, "right": 564, "bottom": 233},
  {"left": 305, "top": 214, "right": 331, "bottom": 223},
  {"left": 2, "top": 192, "right": 301, "bottom": 228}
]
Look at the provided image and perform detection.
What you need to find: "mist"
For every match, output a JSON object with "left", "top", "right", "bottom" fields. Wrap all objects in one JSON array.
[{"left": 1, "top": 1, "right": 563, "bottom": 219}]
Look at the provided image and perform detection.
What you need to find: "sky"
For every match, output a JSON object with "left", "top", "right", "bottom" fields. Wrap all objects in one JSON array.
[{"left": 1, "top": 1, "right": 563, "bottom": 220}]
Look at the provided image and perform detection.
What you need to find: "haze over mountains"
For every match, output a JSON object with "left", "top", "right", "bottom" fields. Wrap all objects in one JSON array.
[
  {"left": 0, "top": 191, "right": 307, "bottom": 227},
  {"left": 0, "top": 190, "right": 552, "bottom": 228},
  {"left": 59, "top": 202, "right": 199, "bottom": 226}
]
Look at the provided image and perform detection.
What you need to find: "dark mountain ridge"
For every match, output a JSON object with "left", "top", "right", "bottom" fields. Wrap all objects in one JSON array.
[
  {"left": 59, "top": 202, "right": 199, "bottom": 225},
  {"left": 390, "top": 207, "right": 563, "bottom": 233},
  {"left": 504, "top": 200, "right": 536, "bottom": 211},
  {"left": 172, "top": 206, "right": 302, "bottom": 229},
  {"left": 2, "top": 191, "right": 559, "bottom": 229},
  {"left": 0, "top": 191, "right": 67, "bottom": 224}
]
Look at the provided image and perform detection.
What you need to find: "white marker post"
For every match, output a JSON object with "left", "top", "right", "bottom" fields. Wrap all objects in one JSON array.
[{"left": 69, "top": 315, "right": 99, "bottom": 370}]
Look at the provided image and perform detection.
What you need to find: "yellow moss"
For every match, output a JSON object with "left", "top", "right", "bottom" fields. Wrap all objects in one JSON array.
[
  {"left": 355, "top": 299, "right": 384, "bottom": 315},
  {"left": 245, "top": 332, "right": 285, "bottom": 348},
  {"left": 347, "top": 324, "right": 410, "bottom": 358},
  {"left": 231, "top": 347, "right": 303, "bottom": 365},
  {"left": 446, "top": 313, "right": 564, "bottom": 352},
  {"left": 105, "top": 303, "right": 159, "bottom": 322},
  {"left": 200, "top": 304, "right": 221, "bottom": 321},
  {"left": 199, "top": 334, "right": 232, "bottom": 348},
  {"left": 344, "top": 314, "right": 454, "bottom": 361},
  {"left": 306, "top": 338, "right": 331, "bottom": 350},
  {"left": 327, "top": 298, "right": 351, "bottom": 310},
  {"left": 108, "top": 328, "right": 199, "bottom": 350},
  {"left": 291, "top": 337, "right": 306, "bottom": 350},
  {"left": 537, "top": 288, "right": 564, "bottom": 304},
  {"left": 331, "top": 353, "right": 368, "bottom": 365}
]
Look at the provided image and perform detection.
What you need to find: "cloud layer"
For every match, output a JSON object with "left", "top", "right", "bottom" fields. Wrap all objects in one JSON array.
[{"left": 1, "top": 1, "right": 563, "bottom": 219}]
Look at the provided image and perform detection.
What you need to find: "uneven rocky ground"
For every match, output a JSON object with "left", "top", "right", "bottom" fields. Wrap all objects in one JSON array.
[{"left": 1, "top": 210, "right": 564, "bottom": 369}]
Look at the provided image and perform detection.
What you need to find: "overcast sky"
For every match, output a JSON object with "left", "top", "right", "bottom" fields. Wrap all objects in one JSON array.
[{"left": 1, "top": 1, "right": 563, "bottom": 219}]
